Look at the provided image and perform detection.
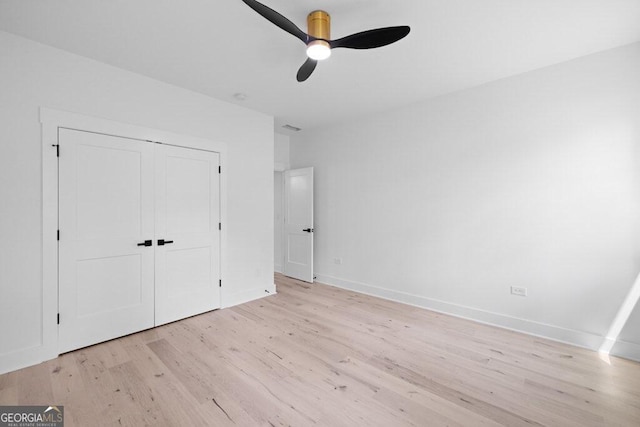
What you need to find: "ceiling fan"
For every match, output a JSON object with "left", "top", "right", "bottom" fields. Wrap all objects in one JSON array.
[{"left": 240, "top": 0, "right": 411, "bottom": 82}]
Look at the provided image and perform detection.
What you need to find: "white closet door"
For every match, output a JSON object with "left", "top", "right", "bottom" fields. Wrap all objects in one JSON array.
[
  {"left": 154, "top": 145, "right": 221, "bottom": 326},
  {"left": 58, "top": 129, "right": 155, "bottom": 353}
]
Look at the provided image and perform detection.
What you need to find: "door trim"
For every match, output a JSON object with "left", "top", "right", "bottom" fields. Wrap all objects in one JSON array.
[{"left": 41, "top": 107, "right": 227, "bottom": 359}]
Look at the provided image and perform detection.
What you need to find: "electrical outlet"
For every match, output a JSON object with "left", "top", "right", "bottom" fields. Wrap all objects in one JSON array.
[
  {"left": 334, "top": 258, "right": 343, "bottom": 265},
  {"left": 511, "top": 286, "right": 528, "bottom": 297}
]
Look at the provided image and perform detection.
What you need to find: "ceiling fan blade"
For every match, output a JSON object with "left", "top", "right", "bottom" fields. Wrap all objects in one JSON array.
[
  {"left": 330, "top": 26, "right": 410, "bottom": 49},
  {"left": 241, "top": 0, "right": 308, "bottom": 43},
  {"left": 297, "top": 58, "right": 317, "bottom": 82}
]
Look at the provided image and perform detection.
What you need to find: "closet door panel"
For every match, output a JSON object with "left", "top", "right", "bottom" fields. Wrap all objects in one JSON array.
[
  {"left": 58, "top": 129, "right": 155, "bottom": 353},
  {"left": 155, "top": 145, "right": 220, "bottom": 326}
]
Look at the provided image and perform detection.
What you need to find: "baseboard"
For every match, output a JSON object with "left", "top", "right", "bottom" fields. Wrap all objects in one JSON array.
[
  {"left": 0, "top": 346, "right": 56, "bottom": 376},
  {"left": 274, "top": 264, "right": 283, "bottom": 274},
  {"left": 222, "top": 283, "right": 277, "bottom": 309},
  {"left": 610, "top": 339, "right": 640, "bottom": 362},
  {"left": 314, "top": 273, "right": 640, "bottom": 363}
]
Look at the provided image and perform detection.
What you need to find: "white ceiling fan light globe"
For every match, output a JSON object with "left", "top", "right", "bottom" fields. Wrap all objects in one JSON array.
[{"left": 306, "top": 40, "right": 331, "bottom": 60}]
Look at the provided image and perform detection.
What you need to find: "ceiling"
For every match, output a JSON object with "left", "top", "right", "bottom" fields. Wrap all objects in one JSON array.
[{"left": 1, "top": 0, "right": 640, "bottom": 133}]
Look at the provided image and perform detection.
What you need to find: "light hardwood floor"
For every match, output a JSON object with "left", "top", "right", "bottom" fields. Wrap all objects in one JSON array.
[{"left": 1, "top": 273, "right": 639, "bottom": 426}]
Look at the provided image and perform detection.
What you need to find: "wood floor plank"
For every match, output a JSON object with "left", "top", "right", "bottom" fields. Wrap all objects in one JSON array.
[
  {"left": 17, "top": 361, "right": 54, "bottom": 405},
  {"left": 0, "top": 273, "right": 639, "bottom": 426}
]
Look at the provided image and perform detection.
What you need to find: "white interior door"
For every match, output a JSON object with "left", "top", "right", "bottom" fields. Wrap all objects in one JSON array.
[
  {"left": 154, "top": 145, "right": 221, "bottom": 326},
  {"left": 58, "top": 129, "right": 155, "bottom": 353},
  {"left": 284, "top": 167, "right": 314, "bottom": 282}
]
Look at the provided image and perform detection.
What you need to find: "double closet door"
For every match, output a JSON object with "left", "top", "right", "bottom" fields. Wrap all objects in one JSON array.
[{"left": 58, "top": 129, "right": 220, "bottom": 353}]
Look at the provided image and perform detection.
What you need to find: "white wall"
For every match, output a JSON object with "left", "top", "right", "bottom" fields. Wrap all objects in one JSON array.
[
  {"left": 275, "top": 132, "right": 290, "bottom": 171},
  {"left": 274, "top": 133, "right": 289, "bottom": 273},
  {"left": 0, "top": 31, "right": 274, "bottom": 374},
  {"left": 291, "top": 42, "right": 640, "bottom": 361},
  {"left": 274, "top": 172, "right": 284, "bottom": 273}
]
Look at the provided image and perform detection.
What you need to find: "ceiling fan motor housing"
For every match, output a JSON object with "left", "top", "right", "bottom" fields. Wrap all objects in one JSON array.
[{"left": 307, "top": 10, "right": 330, "bottom": 51}]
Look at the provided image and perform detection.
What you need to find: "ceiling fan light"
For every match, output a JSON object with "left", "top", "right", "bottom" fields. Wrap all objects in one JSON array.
[{"left": 306, "top": 40, "right": 331, "bottom": 60}]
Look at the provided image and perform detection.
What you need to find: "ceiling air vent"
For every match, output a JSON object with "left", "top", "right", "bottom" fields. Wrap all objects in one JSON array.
[{"left": 282, "top": 124, "right": 302, "bottom": 132}]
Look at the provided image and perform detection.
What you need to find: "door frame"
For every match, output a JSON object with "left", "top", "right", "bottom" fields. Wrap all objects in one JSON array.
[{"left": 41, "top": 107, "right": 227, "bottom": 360}]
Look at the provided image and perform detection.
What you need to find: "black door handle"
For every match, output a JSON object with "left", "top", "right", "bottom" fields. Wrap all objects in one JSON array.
[
  {"left": 158, "top": 239, "right": 174, "bottom": 246},
  {"left": 137, "top": 240, "right": 152, "bottom": 247},
  {"left": 303, "top": 228, "right": 314, "bottom": 233}
]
